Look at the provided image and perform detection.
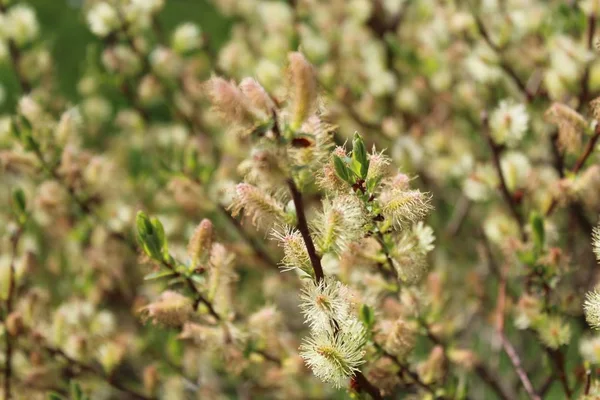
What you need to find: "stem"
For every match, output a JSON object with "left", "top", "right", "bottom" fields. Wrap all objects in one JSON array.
[
  {"left": 353, "top": 371, "right": 383, "bottom": 400},
  {"left": 499, "top": 335, "right": 541, "bottom": 400},
  {"left": 545, "top": 124, "right": 600, "bottom": 216},
  {"left": 474, "top": 365, "right": 511, "bottom": 400},
  {"left": 286, "top": 178, "right": 324, "bottom": 282},
  {"left": 472, "top": 11, "right": 534, "bottom": 102},
  {"left": 546, "top": 348, "right": 572, "bottom": 399},
  {"left": 161, "top": 259, "right": 221, "bottom": 321},
  {"left": 495, "top": 273, "right": 541, "bottom": 400},
  {"left": 481, "top": 113, "right": 526, "bottom": 240},
  {"left": 43, "top": 345, "right": 152, "bottom": 400}
]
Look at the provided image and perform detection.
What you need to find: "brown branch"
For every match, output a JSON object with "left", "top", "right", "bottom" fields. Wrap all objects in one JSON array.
[
  {"left": 43, "top": 345, "right": 152, "bottom": 400},
  {"left": 499, "top": 335, "right": 541, "bottom": 400},
  {"left": 494, "top": 267, "right": 540, "bottom": 400},
  {"left": 474, "top": 364, "right": 511, "bottom": 400},
  {"left": 546, "top": 348, "right": 572, "bottom": 399},
  {"left": 286, "top": 178, "right": 324, "bottom": 282},
  {"left": 546, "top": 124, "right": 600, "bottom": 216},
  {"left": 353, "top": 371, "right": 383, "bottom": 400},
  {"left": 160, "top": 259, "right": 221, "bottom": 321},
  {"left": 472, "top": 12, "right": 534, "bottom": 102},
  {"left": 481, "top": 113, "right": 526, "bottom": 240}
]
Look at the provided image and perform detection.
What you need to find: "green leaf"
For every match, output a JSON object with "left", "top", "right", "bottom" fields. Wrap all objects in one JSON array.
[
  {"left": 359, "top": 304, "right": 376, "bottom": 329},
  {"left": 151, "top": 216, "right": 168, "bottom": 256},
  {"left": 144, "top": 269, "right": 177, "bottom": 281},
  {"left": 70, "top": 382, "right": 85, "bottom": 400},
  {"left": 47, "top": 393, "right": 65, "bottom": 400},
  {"left": 366, "top": 175, "right": 383, "bottom": 193},
  {"left": 351, "top": 132, "right": 369, "bottom": 179},
  {"left": 136, "top": 211, "right": 162, "bottom": 260},
  {"left": 529, "top": 212, "right": 545, "bottom": 252},
  {"left": 12, "top": 187, "right": 27, "bottom": 224},
  {"left": 333, "top": 155, "right": 353, "bottom": 184}
]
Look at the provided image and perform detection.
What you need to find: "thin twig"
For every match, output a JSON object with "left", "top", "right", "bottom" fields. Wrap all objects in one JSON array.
[
  {"left": 546, "top": 348, "right": 572, "bottom": 399},
  {"left": 161, "top": 259, "right": 221, "bottom": 321},
  {"left": 481, "top": 113, "right": 526, "bottom": 240},
  {"left": 545, "top": 124, "right": 600, "bottom": 216},
  {"left": 495, "top": 268, "right": 541, "bottom": 400},
  {"left": 471, "top": 11, "right": 534, "bottom": 102},
  {"left": 353, "top": 371, "right": 383, "bottom": 400},
  {"left": 286, "top": 178, "right": 324, "bottom": 282},
  {"left": 43, "top": 345, "right": 153, "bottom": 400}
]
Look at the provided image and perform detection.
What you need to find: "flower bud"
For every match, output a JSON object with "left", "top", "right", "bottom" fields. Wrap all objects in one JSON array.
[
  {"left": 287, "top": 52, "right": 317, "bottom": 130},
  {"left": 384, "top": 319, "right": 416, "bottom": 360},
  {"left": 138, "top": 74, "right": 164, "bottom": 106},
  {"left": 229, "top": 183, "right": 288, "bottom": 229},
  {"left": 5, "top": 5, "right": 39, "bottom": 46},
  {"left": 418, "top": 346, "right": 446, "bottom": 384},
  {"left": 6, "top": 311, "right": 24, "bottom": 336},
  {"left": 172, "top": 22, "right": 203, "bottom": 54},
  {"left": 87, "top": 2, "right": 121, "bottom": 38},
  {"left": 546, "top": 103, "right": 586, "bottom": 154},
  {"left": 187, "top": 219, "right": 213, "bottom": 267},
  {"left": 140, "top": 291, "right": 193, "bottom": 327},
  {"left": 55, "top": 108, "right": 83, "bottom": 146},
  {"left": 150, "top": 47, "right": 182, "bottom": 79},
  {"left": 97, "top": 341, "right": 125, "bottom": 374},
  {"left": 239, "top": 77, "right": 275, "bottom": 117}
]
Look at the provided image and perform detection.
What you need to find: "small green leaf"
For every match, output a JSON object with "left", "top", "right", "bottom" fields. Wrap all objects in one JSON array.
[
  {"left": 351, "top": 132, "right": 369, "bottom": 179},
  {"left": 12, "top": 187, "right": 27, "bottom": 224},
  {"left": 144, "top": 270, "right": 177, "bottom": 281},
  {"left": 136, "top": 211, "right": 162, "bottom": 260},
  {"left": 333, "top": 155, "right": 352, "bottom": 184},
  {"left": 359, "top": 304, "right": 376, "bottom": 329},
  {"left": 47, "top": 393, "right": 65, "bottom": 400},
  {"left": 529, "top": 212, "right": 545, "bottom": 252},
  {"left": 70, "top": 382, "right": 84, "bottom": 400},
  {"left": 151, "top": 216, "right": 168, "bottom": 255}
]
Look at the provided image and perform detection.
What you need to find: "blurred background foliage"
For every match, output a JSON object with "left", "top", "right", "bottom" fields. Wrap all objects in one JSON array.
[{"left": 0, "top": 0, "right": 231, "bottom": 109}]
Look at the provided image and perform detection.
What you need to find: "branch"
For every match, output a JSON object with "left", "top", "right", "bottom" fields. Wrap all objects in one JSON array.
[
  {"left": 472, "top": 12, "right": 535, "bottom": 102},
  {"left": 353, "top": 371, "right": 383, "bottom": 400},
  {"left": 481, "top": 113, "right": 526, "bottom": 240},
  {"left": 499, "top": 335, "right": 541, "bottom": 400},
  {"left": 545, "top": 124, "right": 600, "bottom": 216},
  {"left": 160, "top": 259, "right": 221, "bottom": 321},
  {"left": 43, "top": 345, "right": 153, "bottom": 400},
  {"left": 546, "top": 348, "right": 572, "bottom": 399},
  {"left": 286, "top": 178, "right": 324, "bottom": 282},
  {"left": 495, "top": 267, "right": 541, "bottom": 400}
]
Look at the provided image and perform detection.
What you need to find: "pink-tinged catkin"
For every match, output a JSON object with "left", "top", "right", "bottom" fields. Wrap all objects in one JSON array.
[
  {"left": 140, "top": 291, "right": 193, "bottom": 327},
  {"left": 545, "top": 103, "right": 587, "bottom": 154},
  {"left": 229, "top": 183, "right": 287, "bottom": 229},
  {"left": 239, "top": 77, "right": 275, "bottom": 117},
  {"left": 187, "top": 219, "right": 214, "bottom": 265},
  {"left": 207, "top": 77, "right": 260, "bottom": 129},
  {"left": 288, "top": 52, "right": 318, "bottom": 130}
]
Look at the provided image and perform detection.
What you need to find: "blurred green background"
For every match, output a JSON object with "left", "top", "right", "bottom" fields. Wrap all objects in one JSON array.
[{"left": 0, "top": 0, "right": 231, "bottom": 110}]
